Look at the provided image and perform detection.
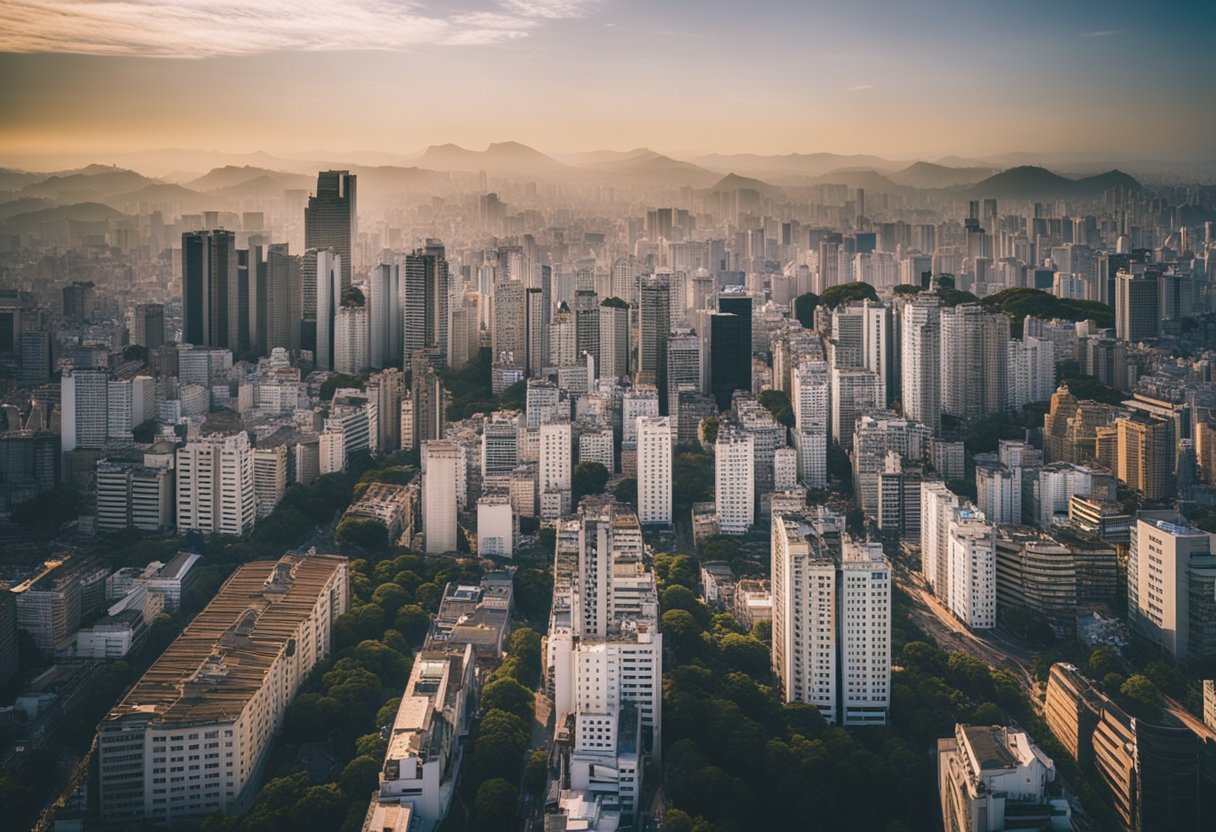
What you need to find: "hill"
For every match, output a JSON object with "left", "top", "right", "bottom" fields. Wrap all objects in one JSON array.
[
  {"left": 688, "top": 151, "right": 900, "bottom": 178},
  {"left": 889, "top": 161, "right": 996, "bottom": 188},
  {"left": 187, "top": 165, "right": 307, "bottom": 192},
  {"left": 968, "top": 166, "right": 1140, "bottom": 199},
  {"left": 707, "top": 172, "right": 783, "bottom": 198},
  {"left": 20, "top": 166, "right": 158, "bottom": 200},
  {"left": 0, "top": 201, "right": 125, "bottom": 231},
  {"left": 102, "top": 183, "right": 214, "bottom": 211},
  {"left": 0, "top": 196, "right": 57, "bottom": 220},
  {"left": 417, "top": 141, "right": 570, "bottom": 176},
  {"left": 812, "top": 168, "right": 904, "bottom": 191},
  {"left": 980, "top": 287, "right": 1115, "bottom": 334},
  {"left": 593, "top": 152, "right": 721, "bottom": 187}
]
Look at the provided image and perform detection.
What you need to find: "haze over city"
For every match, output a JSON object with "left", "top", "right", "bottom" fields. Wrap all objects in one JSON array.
[{"left": 1, "top": 3, "right": 1216, "bottom": 832}]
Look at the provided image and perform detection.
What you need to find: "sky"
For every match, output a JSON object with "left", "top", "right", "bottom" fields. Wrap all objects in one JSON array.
[{"left": 0, "top": 0, "right": 1213, "bottom": 162}]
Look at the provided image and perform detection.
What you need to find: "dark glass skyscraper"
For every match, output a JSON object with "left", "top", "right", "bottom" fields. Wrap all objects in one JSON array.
[
  {"left": 181, "top": 229, "right": 237, "bottom": 350},
  {"left": 403, "top": 240, "right": 449, "bottom": 367},
  {"left": 304, "top": 170, "right": 356, "bottom": 288},
  {"left": 638, "top": 276, "right": 671, "bottom": 413},
  {"left": 710, "top": 293, "right": 752, "bottom": 410}
]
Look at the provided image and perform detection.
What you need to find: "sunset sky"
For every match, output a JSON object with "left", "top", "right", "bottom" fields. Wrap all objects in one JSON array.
[{"left": 1, "top": 0, "right": 1213, "bottom": 161}]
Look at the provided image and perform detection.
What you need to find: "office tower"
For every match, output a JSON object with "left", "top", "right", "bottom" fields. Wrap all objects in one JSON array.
[
  {"left": 62, "top": 281, "right": 95, "bottom": 323},
  {"left": 61, "top": 367, "right": 108, "bottom": 452},
  {"left": 95, "top": 462, "right": 175, "bottom": 532},
  {"left": 1007, "top": 336, "right": 1056, "bottom": 411},
  {"left": 410, "top": 351, "right": 445, "bottom": 446},
  {"left": 850, "top": 414, "right": 932, "bottom": 514},
  {"left": 598, "top": 297, "right": 630, "bottom": 380},
  {"left": 830, "top": 300, "right": 889, "bottom": 396},
  {"left": 106, "top": 377, "right": 155, "bottom": 438},
  {"left": 771, "top": 512, "right": 891, "bottom": 725},
  {"left": 1114, "top": 267, "right": 1159, "bottom": 341},
  {"left": 830, "top": 367, "right": 883, "bottom": 450},
  {"left": 1128, "top": 513, "right": 1216, "bottom": 660},
  {"left": 19, "top": 330, "right": 51, "bottom": 387},
  {"left": 132, "top": 303, "right": 164, "bottom": 350},
  {"left": 422, "top": 440, "right": 460, "bottom": 554},
  {"left": 941, "top": 304, "right": 1009, "bottom": 418},
  {"left": 525, "top": 287, "right": 546, "bottom": 377},
  {"left": 1115, "top": 416, "right": 1172, "bottom": 501},
  {"left": 539, "top": 422, "right": 572, "bottom": 519},
  {"left": 636, "top": 416, "right": 671, "bottom": 525},
  {"left": 792, "top": 359, "right": 829, "bottom": 488},
  {"left": 369, "top": 257, "right": 401, "bottom": 369},
  {"left": 252, "top": 444, "right": 288, "bottom": 519},
  {"left": 621, "top": 388, "right": 659, "bottom": 443},
  {"left": 0, "top": 592, "right": 16, "bottom": 690},
  {"left": 491, "top": 279, "right": 526, "bottom": 373},
  {"left": 449, "top": 292, "right": 479, "bottom": 370},
  {"left": 666, "top": 327, "right": 702, "bottom": 431},
  {"left": 716, "top": 424, "right": 754, "bottom": 533},
  {"left": 901, "top": 293, "right": 942, "bottom": 433},
  {"left": 938, "top": 724, "right": 1057, "bottom": 832},
  {"left": 611, "top": 256, "right": 639, "bottom": 305},
  {"left": 265, "top": 244, "right": 300, "bottom": 352},
  {"left": 526, "top": 379, "right": 563, "bottom": 428},
  {"left": 234, "top": 246, "right": 261, "bottom": 357},
  {"left": 176, "top": 430, "right": 256, "bottom": 536},
  {"left": 304, "top": 170, "right": 356, "bottom": 287},
  {"left": 402, "top": 241, "right": 450, "bottom": 366},
  {"left": 98, "top": 555, "right": 348, "bottom": 822},
  {"left": 333, "top": 297, "right": 369, "bottom": 374},
  {"left": 637, "top": 277, "right": 671, "bottom": 410},
  {"left": 368, "top": 369, "right": 405, "bottom": 453},
  {"left": 549, "top": 304, "right": 577, "bottom": 367},
  {"left": 482, "top": 413, "right": 521, "bottom": 478},
  {"left": 976, "top": 460, "right": 1021, "bottom": 525},
  {"left": 714, "top": 293, "right": 753, "bottom": 405},
  {"left": 574, "top": 289, "right": 600, "bottom": 371},
  {"left": 306, "top": 248, "right": 341, "bottom": 371},
  {"left": 181, "top": 229, "right": 238, "bottom": 350}
]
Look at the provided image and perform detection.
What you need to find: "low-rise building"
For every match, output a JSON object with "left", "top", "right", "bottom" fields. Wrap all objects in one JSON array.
[{"left": 937, "top": 723, "right": 1062, "bottom": 832}]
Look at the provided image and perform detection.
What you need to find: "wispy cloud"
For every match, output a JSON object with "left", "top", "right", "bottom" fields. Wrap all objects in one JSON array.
[
  {"left": 0, "top": 0, "right": 596, "bottom": 58},
  {"left": 847, "top": 83, "right": 876, "bottom": 91},
  {"left": 1080, "top": 30, "right": 1121, "bottom": 38}
]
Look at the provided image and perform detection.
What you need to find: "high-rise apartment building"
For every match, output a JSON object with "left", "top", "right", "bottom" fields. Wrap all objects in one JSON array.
[
  {"left": 132, "top": 303, "right": 165, "bottom": 350},
  {"left": 1114, "top": 267, "right": 1159, "bottom": 342},
  {"left": 304, "top": 170, "right": 356, "bottom": 287},
  {"left": 792, "top": 358, "right": 829, "bottom": 488},
  {"left": 901, "top": 293, "right": 942, "bottom": 433},
  {"left": 252, "top": 444, "right": 288, "bottom": 519},
  {"left": 539, "top": 422, "right": 573, "bottom": 519},
  {"left": 771, "top": 511, "right": 891, "bottom": 724},
  {"left": 403, "top": 241, "right": 450, "bottom": 366},
  {"left": 176, "top": 431, "right": 256, "bottom": 536},
  {"left": 636, "top": 416, "right": 671, "bottom": 525},
  {"left": 96, "top": 461, "right": 174, "bottom": 532},
  {"left": 61, "top": 367, "right": 109, "bottom": 452},
  {"left": 941, "top": 304, "right": 1008, "bottom": 418},
  {"left": 830, "top": 367, "right": 883, "bottom": 450},
  {"left": 97, "top": 554, "right": 349, "bottom": 822},
  {"left": 598, "top": 297, "right": 630, "bottom": 380},
  {"left": 715, "top": 425, "right": 755, "bottom": 534},
  {"left": 107, "top": 376, "right": 155, "bottom": 439},
  {"left": 637, "top": 277, "right": 671, "bottom": 410},
  {"left": 1007, "top": 336, "right": 1056, "bottom": 412},
  {"left": 422, "top": 440, "right": 460, "bottom": 554},
  {"left": 1127, "top": 513, "right": 1216, "bottom": 660},
  {"left": 333, "top": 299, "right": 369, "bottom": 375},
  {"left": 947, "top": 507, "right": 997, "bottom": 630}
]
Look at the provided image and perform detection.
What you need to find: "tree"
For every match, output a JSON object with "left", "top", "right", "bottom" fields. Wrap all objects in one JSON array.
[
  {"left": 335, "top": 517, "right": 389, "bottom": 552},
  {"left": 572, "top": 461, "right": 610, "bottom": 503},
  {"left": 719, "top": 633, "right": 770, "bottom": 676},
  {"left": 1120, "top": 674, "right": 1162, "bottom": 720},
  {"left": 289, "top": 783, "right": 346, "bottom": 832},
  {"left": 507, "top": 627, "right": 543, "bottom": 685},
  {"left": 523, "top": 748, "right": 548, "bottom": 795},
  {"left": 394, "top": 604, "right": 430, "bottom": 645},
  {"left": 371, "top": 582, "right": 408, "bottom": 617},
  {"left": 700, "top": 414, "right": 719, "bottom": 445},
  {"left": 794, "top": 292, "right": 820, "bottom": 328},
  {"left": 474, "top": 778, "right": 519, "bottom": 832},
  {"left": 820, "top": 281, "right": 879, "bottom": 309},
  {"left": 481, "top": 676, "right": 535, "bottom": 723},
  {"left": 1087, "top": 646, "right": 1119, "bottom": 677},
  {"left": 338, "top": 755, "right": 380, "bottom": 797},
  {"left": 758, "top": 389, "right": 795, "bottom": 428},
  {"left": 614, "top": 477, "right": 637, "bottom": 507},
  {"left": 320, "top": 373, "right": 364, "bottom": 400}
]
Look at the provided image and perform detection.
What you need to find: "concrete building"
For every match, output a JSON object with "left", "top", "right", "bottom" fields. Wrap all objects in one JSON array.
[
  {"left": 1007, "top": 336, "right": 1056, "bottom": 412},
  {"left": 937, "top": 723, "right": 1060, "bottom": 832},
  {"left": 97, "top": 554, "right": 349, "bottom": 822},
  {"left": 901, "top": 293, "right": 942, "bottom": 433},
  {"left": 96, "top": 461, "right": 175, "bottom": 532},
  {"left": 61, "top": 368, "right": 109, "bottom": 453},
  {"left": 941, "top": 304, "right": 1009, "bottom": 419},
  {"left": 176, "top": 431, "right": 256, "bottom": 536},
  {"left": 947, "top": 507, "right": 997, "bottom": 630},
  {"left": 422, "top": 441, "right": 460, "bottom": 554},
  {"left": 107, "top": 376, "right": 155, "bottom": 439},
  {"left": 636, "top": 416, "right": 671, "bottom": 525},
  {"left": 12, "top": 560, "right": 83, "bottom": 653},
  {"left": 830, "top": 367, "right": 883, "bottom": 450},
  {"left": 539, "top": 422, "right": 573, "bottom": 519},
  {"left": 477, "top": 493, "right": 514, "bottom": 557},
  {"left": 792, "top": 358, "right": 829, "bottom": 488},
  {"left": 142, "top": 552, "right": 200, "bottom": 613},
  {"left": 252, "top": 444, "right": 288, "bottom": 520},
  {"left": 771, "top": 510, "right": 891, "bottom": 725},
  {"left": 1127, "top": 513, "right": 1216, "bottom": 660},
  {"left": 975, "top": 460, "right": 1021, "bottom": 526},
  {"left": 715, "top": 424, "right": 755, "bottom": 534}
]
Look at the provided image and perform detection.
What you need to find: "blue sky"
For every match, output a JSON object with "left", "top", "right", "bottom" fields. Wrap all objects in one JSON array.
[{"left": 0, "top": 0, "right": 1212, "bottom": 159}]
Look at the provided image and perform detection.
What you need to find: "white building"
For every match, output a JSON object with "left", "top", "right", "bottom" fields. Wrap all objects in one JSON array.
[
  {"left": 770, "top": 510, "right": 891, "bottom": 725},
  {"left": 773, "top": 446, "right": 798, "bottom": 491},
  {"left": 1007, "top": 336, "right": 1056, "bottom": 412},
  {"left": 578, "top": 428, "right": 614, "bottom": 471},
  {"left": 107, "top": 376, "right": 155, "bottom": 439},
  {"left": 176, "top": 431, "right": 255, "bottom": 536},
  {"left": 96, "top": 462, "right": 174, "bottom": 532},
  {"left": 975, "top": 461, "right": 1021, "bottom": 526},
  {"left": 830, "top": 367, "right": 884, "bottom": 450},
  {"left": 476, "top": 493, "right": 514, "bottom": 558},
  {"left": 62, "top": 368, "right": 109, "bottom": 452},
  {"left": 715, "top": 425, "right": 755, "bottom": 534},
  {"left": 333, "top": 301, "right": 369, "bottom": 375},
  {"left": 938, "top": 723, "right": 1058, "bottom": 832},
  {"left": 792, "top": 358, "right": 829, "bottom": 488},
  {"left": 422, "top": 440, "right": 460, "bottom": 554},
  {"left": 252, "top": 445, "right": 288, "bottom": 519},
  {"left": 901, "top": 294, "right": 942, "bottom": 433},
  {"left": 97, "top": 555, "right": 349, "bottom": 823},
  {"left": 1036, "top": 463, "right": 1094, "bottom": 528},
  {"left": 143, "top": 552, "right": 200, "bottom": 613},
  {"left": 921, "top": 481, "right": 960, "bottom": 597},
  {"left": 636, "top": 416, "right": 671, "bottom": 525},
  {"left": 1127, "top": 514, "right": 1216, "bottom": 660},
  {"left": 947, "top": 507, "right": 997, "bottom": 630},
  {"left": 621, "top": 388, "right": 659, "bottom": 443},
  {"left": 539, "top": 422, "right": 573, "bottom": 519}
]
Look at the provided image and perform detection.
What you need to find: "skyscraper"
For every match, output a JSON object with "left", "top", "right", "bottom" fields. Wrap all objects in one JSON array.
[
  {"left": 61, "top": 368, "right": 108, "bottom": 452},
  {"left": 574, "top": 289, "right": 600, "bottom": 371},
  {"left": 304, "top": 170, "right": 356, "bottom": 287},
  {"left": 941, "top": 304, "right": 1009, "bottom": 419},
  {"left": 901, "top": 294, "right": 942, "bottom": 433},
  {"left": 491, "top": 279, "right": 526, "bottom": 374},
  {"left": 637, "top": 276, "right": 671, "bottom": 411},
  {"left": 598, "top": 297, "right": 630, "bottom": 380},
  {"left": 403, "top": 241, "right": 450, "bottom": 366},
  {"left": 636, "top": 416, "right": 672, "bottom": 525},
  {"left": 1115, "top": 267, "right": 1160, "bottom": 342},
  {"left": 716, "top": 424, "right": 755, "bottom": 533},
  {"left": 308, "top": 249, "right": 342, "bottom": 371},
  {"left": 176, "top": 431, "right": 256, "bottom": 536},
  {"left": 369, "top": 256, "right": 401, "bottom": 370},
  {"left": 132, "top": 303, "right": 164, "bottom": 350},
  {"left": 181, "top": 229, "right": 238, "bottom": 350},
  {"left": 525, "top": 287, "right": 547, "bottom": 377},
  {"left": 265, "top": 244, "right": 301, "bottom": 352},
  {"left": 422, "top": 440, "right": 460, "bottom": 554}
]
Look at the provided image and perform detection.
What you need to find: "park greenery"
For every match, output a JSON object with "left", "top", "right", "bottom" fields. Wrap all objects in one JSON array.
[
  {"left": 793, "top": 292, "right": 818, "bottom": 328},
  {"left": 757, "top": 389, "right": 794, "bottom": 429},
  {"left": 980, "top": 287, "right": 1114, "bottom": 335},
  {"left": 819, "top": 281, "right": 879, "bottom": 309}
]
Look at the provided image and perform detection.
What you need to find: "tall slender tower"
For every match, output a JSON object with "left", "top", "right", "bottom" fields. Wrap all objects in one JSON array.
[
  {"left": 900, "top": 294, "right": 942, "bottom": 433},
  {"left": 638, "top": 276, "right": 671, "bottom": 411},
  {"left": 402, "top": 241, "right": 450, "bottom": 366},
  {"left": 304, "top": 171, "right": 356, "bottom": 287},
  {"left": 181, "top": 229, "right": 237, "bottom": 350}
]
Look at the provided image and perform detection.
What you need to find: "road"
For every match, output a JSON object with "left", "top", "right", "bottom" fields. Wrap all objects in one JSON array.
[
  {"left": 1164, "top": 693, "right": 1216, "bottom": 743},
  {"left": 892, "top": 560, "right": 1038, "bottom": 699}
]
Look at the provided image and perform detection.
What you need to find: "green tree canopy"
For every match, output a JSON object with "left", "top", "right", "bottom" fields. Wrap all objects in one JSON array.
[
  {"left": 794, "top": 292, "right": 820, "bottom": 328},
  {"left": 820, "top": 281, "right": 879, "bottom": 309},
  {"left": 572, "top": 461, "right": 610, "bottom": 503}
]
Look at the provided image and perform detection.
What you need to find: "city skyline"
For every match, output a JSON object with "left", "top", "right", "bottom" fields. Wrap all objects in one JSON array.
[{"left": 1, "top": 0, "right": 1214, "bottom": 162}]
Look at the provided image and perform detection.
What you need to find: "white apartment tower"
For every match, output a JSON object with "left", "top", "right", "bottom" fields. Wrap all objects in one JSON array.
[
  {"left": 792, "top": 358, "right": 829, "bottom": 488},
  {"left": 422, "top": 440, "right": 460, "bottom": 554},
  {"left": 636, "top": 416, "right": 672, "bottom": 525},
  {"left": 715, "top": 425, "right": 755, "bottom": 534},
  {"left": 176, "top": 431, "right": 256, "bottom": 536},
  {"left": 901, "top": 294, "right": 942, "bottom": 433},
  {"left": 539, "top": 422, "right": 573, "bottom": 519}
]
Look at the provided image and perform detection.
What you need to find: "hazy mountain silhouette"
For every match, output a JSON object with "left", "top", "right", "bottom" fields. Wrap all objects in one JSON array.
[
  {"left": 417, "top": 141, "right": 571, "bottom": 175},
  {"left": 889, "top": 161, "right": 996, "bottom": 188},
  {"left": 968, "top": 166, "right": 1140, "bottom": 198}
]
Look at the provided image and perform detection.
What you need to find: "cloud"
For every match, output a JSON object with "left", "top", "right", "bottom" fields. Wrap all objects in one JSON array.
[
  {"left": 847, "top": 83, "right": 876, "bottom": 91},
  {"left": 0, "top": 0, "right": 595, "bottom": 58},
  {"left": 1080, "top": 30, "right": 1121, "bottom": 38}
]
